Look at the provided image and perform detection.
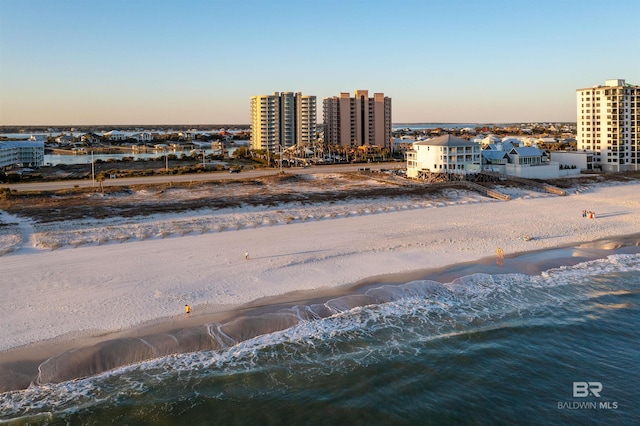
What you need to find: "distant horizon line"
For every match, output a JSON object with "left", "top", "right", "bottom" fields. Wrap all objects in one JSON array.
[{"left": 1, "top": 121, "right": 577, "bottom": 129}]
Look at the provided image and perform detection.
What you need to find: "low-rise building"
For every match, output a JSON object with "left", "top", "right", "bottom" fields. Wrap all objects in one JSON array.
[
  {"left": 81, "top": 133, "right": 101, "bottom": 145},
  {"left": 549, "top": 151, "right": 594, "bottom": 172},
  {"left": 28, "top": 135, "right": 48, "bottom": 143},
  {"left": 130, "top": 132, "right": 153, "bottom": 143},
  {"left": 104, "top": 130, "right": 127, "bottom": 141},
  {"left": 0, "top": 141, "right": 45, "bottom": 169},
  {"left": 536, "top": 137, "right": 558, "bottom": 145},
  {"left": 55, "top": 135, "right": 74, "bottom": 144}
]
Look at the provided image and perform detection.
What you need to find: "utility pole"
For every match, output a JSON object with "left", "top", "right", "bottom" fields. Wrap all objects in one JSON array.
[{"left": 91, "top": 151, "right": 95, "bottom": 187}]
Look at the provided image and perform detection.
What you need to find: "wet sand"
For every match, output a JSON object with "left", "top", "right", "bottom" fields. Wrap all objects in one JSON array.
[{"left": 2, "top": 234, "right": 639, "bottom": 392}]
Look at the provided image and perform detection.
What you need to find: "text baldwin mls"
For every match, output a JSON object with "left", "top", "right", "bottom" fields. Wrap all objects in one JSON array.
[{"left": 557, "top": 382, "right": 618, "bottom": 410}]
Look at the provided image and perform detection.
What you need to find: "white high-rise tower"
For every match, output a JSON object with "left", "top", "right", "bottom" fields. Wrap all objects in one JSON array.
[
  {"left": 250, "top": 92, "right": 316, "bottom": 153},
  {"left": 576, "top": 79, "right": 639, "bottom": 172}
]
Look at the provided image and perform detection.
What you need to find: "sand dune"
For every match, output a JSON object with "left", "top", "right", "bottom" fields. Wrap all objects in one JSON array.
[{"left": 1, "top": 180, "right": 639, "bottom": 354}]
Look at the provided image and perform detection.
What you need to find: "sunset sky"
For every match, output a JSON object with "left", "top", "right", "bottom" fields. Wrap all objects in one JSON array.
[{"left": 1, "top": 0, "right": 638, "bottom": 125}]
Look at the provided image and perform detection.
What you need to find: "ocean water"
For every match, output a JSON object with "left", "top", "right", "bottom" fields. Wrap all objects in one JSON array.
[{"left": 1, "top": 253, "right": 639, "bottom": 425}]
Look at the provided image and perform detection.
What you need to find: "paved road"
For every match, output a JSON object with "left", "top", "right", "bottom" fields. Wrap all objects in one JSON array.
[{"left": 2, "top": 163, "right": 403, "bottom": 192}]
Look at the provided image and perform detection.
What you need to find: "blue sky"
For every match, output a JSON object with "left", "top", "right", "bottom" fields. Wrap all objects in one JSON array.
[{"left": 1, "top": 0, "right": 638, "bottom": 125}]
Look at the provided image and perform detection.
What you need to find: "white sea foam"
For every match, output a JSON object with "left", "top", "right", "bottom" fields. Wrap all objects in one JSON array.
[{"left": 3, "top": 253, "right": 638, "bottom": 420}]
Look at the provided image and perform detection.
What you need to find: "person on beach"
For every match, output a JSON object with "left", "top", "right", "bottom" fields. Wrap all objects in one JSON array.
[
  {"left": 496, "top": 247, "right": 504, "bottom": 267},
  {"left": 185, "top": 304, "right": 191, "bottom": 314},
  {"left": 245, "top": 251, "right": 249, "bottom": 260}
]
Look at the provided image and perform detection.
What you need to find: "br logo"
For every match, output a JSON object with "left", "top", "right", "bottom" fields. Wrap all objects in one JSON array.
[{"left": 573, "top": 382, "right": 602, "bottom": 398}]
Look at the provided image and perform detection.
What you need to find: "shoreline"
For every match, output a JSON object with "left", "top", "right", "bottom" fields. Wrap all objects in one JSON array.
[
  {"left": 1, "top": 234, "right": 639, "bottom": 392},
  {"left": 2, "top": 180, "right": 640, "bottom": 391}
]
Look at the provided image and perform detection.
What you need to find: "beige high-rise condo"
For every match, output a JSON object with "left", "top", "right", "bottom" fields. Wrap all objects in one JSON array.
[
  {"left": 323, "top": 90, "right": 392, "bottom": 150},
  {"left": 576, "top": 79, "right": 639, "bottom": 172},
  {"left": 250, "top": 92, "right": 317, "bottom": 153}
]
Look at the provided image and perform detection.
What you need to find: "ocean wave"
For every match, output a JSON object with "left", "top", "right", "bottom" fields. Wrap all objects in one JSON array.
[{"left": 2, "top": 253, "right": 639, "bottom": 421}]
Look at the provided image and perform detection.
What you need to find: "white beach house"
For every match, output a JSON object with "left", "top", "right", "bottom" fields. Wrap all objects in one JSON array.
[
  {"left": 130, "top": 132, "right": 153, "bottom": 143},
  {"left": 406, "top": 135, "right": 481, "bottom": 179},
  {"left": 104, "top": 130, "right": 127, "bottom": 141},
  {"left": 480, "top": 142, "right": 567, "bottom": 178}
]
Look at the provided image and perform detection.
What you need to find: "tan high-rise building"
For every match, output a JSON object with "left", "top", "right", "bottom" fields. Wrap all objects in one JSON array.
[
  {"left": 323, "top": 90, "right": 392, "bottom": 150},
  {"left": 576, "top": 79, "right": 639, "bottom": 172},
  {"left": 250, "top": 92, "right": 316, "bottom": 153}
]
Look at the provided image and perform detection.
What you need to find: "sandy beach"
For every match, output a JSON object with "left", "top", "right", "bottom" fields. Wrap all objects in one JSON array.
[{"left": 1, "top": 176, "right": 639, "bottom": 390}]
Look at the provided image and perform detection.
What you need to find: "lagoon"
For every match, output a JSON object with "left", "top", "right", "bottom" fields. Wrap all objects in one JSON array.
[{"left": 43, "top": 146, "right": 241, "bottom": 166}]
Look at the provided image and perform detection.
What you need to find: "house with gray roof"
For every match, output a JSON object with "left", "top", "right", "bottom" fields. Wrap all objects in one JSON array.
[
  {"left": 508, "top": 146, "right": 547, "bottom": 164},
  {"left": 481, "top": 149, "right": 509, "bottom": 172},
  {"left": 480, "top": 142, "right": 565, "bottom": 178},
  {"left": 406, "top": 135, "right": 481, "bottom": 179},
  {"left": 81, "top": 133, "right": 101, "bottom": 145}
]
